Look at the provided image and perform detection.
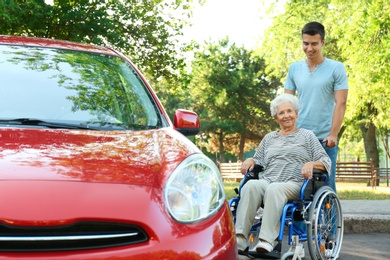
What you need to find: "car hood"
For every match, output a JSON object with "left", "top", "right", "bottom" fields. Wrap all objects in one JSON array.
[{"left": 0, "top": 127, "right": 200, "bottom": 188}]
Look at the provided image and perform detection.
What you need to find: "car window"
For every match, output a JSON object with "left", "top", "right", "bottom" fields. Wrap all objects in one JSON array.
[{"left": 0, "top": 45, "right": 162, "bottom": 130}]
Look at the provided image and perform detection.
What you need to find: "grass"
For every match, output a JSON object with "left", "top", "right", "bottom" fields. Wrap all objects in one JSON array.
[
  {"left": 336, "top": 182, "right": 390, "bottom": 200},
  {"left": 223, "top": 180, "right": 390, "bottom": 201}
]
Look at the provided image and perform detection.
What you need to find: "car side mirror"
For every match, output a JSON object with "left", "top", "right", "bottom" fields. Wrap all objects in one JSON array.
[{"left": 174, "top": 109, "right": 200, "bottom": 136}]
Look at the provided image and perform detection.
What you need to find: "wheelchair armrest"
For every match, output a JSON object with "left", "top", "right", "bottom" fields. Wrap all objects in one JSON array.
[
  {"left": 301, "top": 169, "right": 328, "bottom": 200},
  {"left": 237, "top": 164, "right": 264, "bottom": 196},
  {"left": 244, "top": 164, "right": 264, "bottom": 181},
  {"left": 313, "top": 168, "right": 328, "bottom": 179},
  {"left": 252, "top": 164, "right": 264, "bottom": 174}
]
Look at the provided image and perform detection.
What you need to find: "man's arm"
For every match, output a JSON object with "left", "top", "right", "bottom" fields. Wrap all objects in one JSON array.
[{"left": 325, "top": 89, "right": 348, "bottom": 147}]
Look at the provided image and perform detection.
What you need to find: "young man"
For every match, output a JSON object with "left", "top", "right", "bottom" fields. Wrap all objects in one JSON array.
[{"left": 284, "top": 21, "right": 348, "bottom": 192}]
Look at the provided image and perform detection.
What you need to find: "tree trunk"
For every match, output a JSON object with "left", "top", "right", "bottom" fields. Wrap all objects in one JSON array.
[
  {"left": 359, "top": 120, "right": 380, "bottom": 186},
  {"left": 338, "top": 125, "right": 346, "bottom": 142},
  {"left": 381, "top": 135, "right": 390, "bottom": 163},
  {"left": 218, "top": 132, "right": 225, "bottom": 163},
  {"left": 238, "top": 134, "right": 245, "bottom": 161}
]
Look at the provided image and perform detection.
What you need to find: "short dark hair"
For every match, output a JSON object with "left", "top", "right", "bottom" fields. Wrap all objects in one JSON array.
[{"left": 302, "top": 22, "right": 325, "bottom": 40}]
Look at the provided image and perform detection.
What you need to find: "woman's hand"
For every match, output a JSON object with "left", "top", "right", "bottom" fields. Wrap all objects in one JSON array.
[
  {"left": 241, "top": 158, "right": 255, "bottom": 174},
  {"left": 301, "top": 162, "right": 314, "bottom": 179}
]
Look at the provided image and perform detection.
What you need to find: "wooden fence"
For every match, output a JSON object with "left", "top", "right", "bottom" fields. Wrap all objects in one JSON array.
[
  {"left": 219, "top": 160, "right": 378, "bottom": 188},
  {"left": 335, "top": 160, "right": 376, "bottom": 189},
  {"left": 377, "top": 168, "right": 390, "bottom": 186},
  {"left": 218, "top": 162, "right": 242, "bottom": 182}
]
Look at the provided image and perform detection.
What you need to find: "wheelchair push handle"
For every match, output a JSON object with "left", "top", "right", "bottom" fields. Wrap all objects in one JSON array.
[{"left": 321, "top": 140, "right": 328, "bottom": 148}]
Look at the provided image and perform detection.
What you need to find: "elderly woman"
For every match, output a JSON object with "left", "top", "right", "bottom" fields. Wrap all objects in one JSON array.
[{"left": 236, "top": 93, "right": 331, "bottom": 253}]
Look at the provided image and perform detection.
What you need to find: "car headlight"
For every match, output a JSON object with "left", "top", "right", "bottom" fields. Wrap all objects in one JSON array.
[{"left": 164, "top": 154, "right": 226, "bottom": 223}]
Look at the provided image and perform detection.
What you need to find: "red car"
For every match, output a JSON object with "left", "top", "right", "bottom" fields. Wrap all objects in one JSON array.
[{"left": 0, "top": 35, "right": 237, "bottom": 259}]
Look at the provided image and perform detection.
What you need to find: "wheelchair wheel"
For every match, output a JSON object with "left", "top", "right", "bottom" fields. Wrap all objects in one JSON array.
[{"left": 307, "top": 186, "right": 343, "bottom": 260}]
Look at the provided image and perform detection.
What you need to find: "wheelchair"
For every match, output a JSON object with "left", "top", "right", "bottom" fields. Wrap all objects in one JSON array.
[{"left": 229, "top": 165, "right": 344, "bottom": 260}]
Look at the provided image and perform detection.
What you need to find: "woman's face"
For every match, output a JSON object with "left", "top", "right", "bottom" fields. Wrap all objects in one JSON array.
[{"left": 275, "top": 102, "right": 298, "bottom": 129}]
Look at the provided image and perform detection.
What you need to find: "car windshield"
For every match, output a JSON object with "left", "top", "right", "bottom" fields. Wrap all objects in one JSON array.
[{"left": 0, "top": 44, "right": 162, "bottom": 130}]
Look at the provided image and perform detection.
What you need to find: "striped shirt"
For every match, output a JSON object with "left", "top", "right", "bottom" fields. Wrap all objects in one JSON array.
[{"left": 253, "top": 128, "right": 331, "bottom": 183}]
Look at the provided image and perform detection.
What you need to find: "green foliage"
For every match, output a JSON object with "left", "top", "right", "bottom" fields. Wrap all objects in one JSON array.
[
  {"left": 188, "top": 38, "right": 280, "bottom": 161},
  {"left": 332, "top": 0, "right": 390, "bottom": 130},
  {"left": 329, "top": 0, "right": 390, "bottom": 166},
  {"left": 259, "top": 0, "right": 390, "bottom": 166},
  {"left": 0, "top": 0, "right": 200, "bottom": 82},
  {"left": 2, "top": 43, "right": 157, "bottom": 129},
  {"left": 148, "top": 64, "right": 194, "bottom": 123},
  {"left": 337, "top": 190, "right": 390, "bottom": 200},
  {"left": 259, "top": 0, "right": 337, "bottom": 79}
]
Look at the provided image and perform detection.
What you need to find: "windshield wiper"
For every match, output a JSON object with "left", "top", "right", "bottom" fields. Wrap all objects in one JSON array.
[
  {"left": 0, "top": 118, "right": 102, "bottom": 130},
  {"left": 0, "top": 118, "right": 158, "bottom": 130}
]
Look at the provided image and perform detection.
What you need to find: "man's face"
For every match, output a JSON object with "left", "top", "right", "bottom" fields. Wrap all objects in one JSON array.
[{"left": 302, "top": 33, "right": 324, "bottom": 60}]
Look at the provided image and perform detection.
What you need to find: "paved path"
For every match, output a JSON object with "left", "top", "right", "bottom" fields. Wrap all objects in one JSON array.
[
  {"left": 238, "top": 200, "right": 390, "bottom": 259},
  {"left": 341, "top": 200, "right": 390, "bottom": 233},
  {"left": 238, "top": 233, "right": 390, "bottom": 260}
]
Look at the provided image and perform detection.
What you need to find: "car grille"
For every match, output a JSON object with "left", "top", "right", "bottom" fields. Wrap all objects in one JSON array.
[{"left": 0, "top": 221, "right": 148, "bottom": 251}]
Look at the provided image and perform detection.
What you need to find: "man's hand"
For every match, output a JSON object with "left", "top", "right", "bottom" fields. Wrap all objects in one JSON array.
[{"left": 323, "top": 135, "right": 337, "bottom": 148}]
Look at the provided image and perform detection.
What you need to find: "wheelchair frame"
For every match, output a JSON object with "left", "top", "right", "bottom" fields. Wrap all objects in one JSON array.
[{"left": 229, "top": 168, "right": 344, "bottom": 260}]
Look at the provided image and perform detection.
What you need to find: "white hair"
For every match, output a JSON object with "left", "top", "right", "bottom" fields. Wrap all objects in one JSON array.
[{"left": 270, "top": 94, "right": 300, "bottom": 117}]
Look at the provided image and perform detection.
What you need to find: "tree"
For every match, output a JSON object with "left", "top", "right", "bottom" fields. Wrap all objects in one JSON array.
[
  {"left": 259, "top": 0, "right": 390, "bottom": 176},
  {"left": 188, "top": 38, "right": 280, "bottom": 162},
  {"left": 331, "top": 0, "right": 390, "bottom": 171},
  {"left": 258, "top": 0, "right": 336, "bottom": 80},
  {"left": 0, "top": 0, "right": 201, "bottom": 82}
]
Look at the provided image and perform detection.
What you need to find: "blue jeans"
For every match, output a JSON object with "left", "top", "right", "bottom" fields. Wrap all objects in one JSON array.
[
  {"left": 320, "top": 140, "right": 338, "bottom": 192},
  {"left": 320, "top": 141, "right": 339, "bottom": 238}
]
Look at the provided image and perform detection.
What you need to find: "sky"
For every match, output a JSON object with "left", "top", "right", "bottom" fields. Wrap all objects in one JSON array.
[
  {"left": 44, "top": 0, "right": 282, "bottom": 49},
  {"left": 182, "top": 0, "right": 283, "bottom": 49}
]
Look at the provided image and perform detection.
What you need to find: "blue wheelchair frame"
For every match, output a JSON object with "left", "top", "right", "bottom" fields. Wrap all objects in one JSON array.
[{"left": 229, "top": 166, "right": 343, "bottom": 260}]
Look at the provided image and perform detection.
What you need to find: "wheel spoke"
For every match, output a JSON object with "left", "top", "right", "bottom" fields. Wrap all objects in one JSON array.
[{"left": 307, "top": 187, "right": 343, "bottom": 260}]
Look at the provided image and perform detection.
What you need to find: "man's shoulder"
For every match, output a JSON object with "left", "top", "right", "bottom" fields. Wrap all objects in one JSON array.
[
  {"left": 290, "top": 60, "right": 306, "bottom": 67},
  {"left": 324, "top": 58, "right": 345, "bottom": 67},
  {"left": 324, "top": 58, "right": 348, "bottom": 79}
]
